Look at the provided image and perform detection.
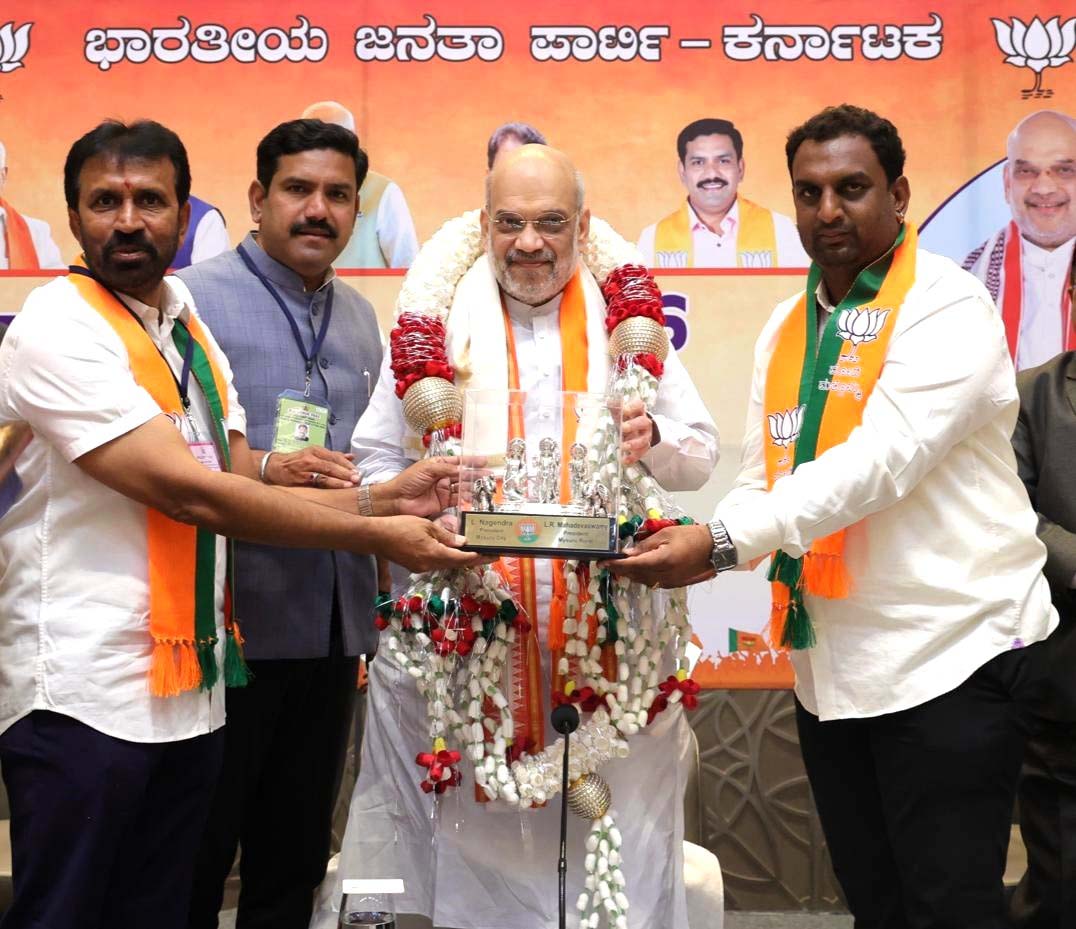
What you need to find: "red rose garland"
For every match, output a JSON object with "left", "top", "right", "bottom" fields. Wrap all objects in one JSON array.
[
  {"left": 600, "top": 264, "right": 666, "bottom": 332},
  {"left": 391, "top": 264, "right": 670, "bottom": 440},
  {"left": 390, "top": 312, "right": 455, "bottom": 399}
]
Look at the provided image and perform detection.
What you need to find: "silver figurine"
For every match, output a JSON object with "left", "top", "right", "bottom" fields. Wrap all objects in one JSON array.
[
  {"left": 568, "top": 442, "right": 590, "bottom": 505},
  {"left": 472, "top": 475, "right": 497, "bottom": 512},
  {"left": 503, "top": 437, "right": 528, "bottom": 502},
  {"left": 534, "top": 437, "right": 560, "bottom": 504},
  {"left": 583, "top": 479, "right": 609, "bottom": 517}
]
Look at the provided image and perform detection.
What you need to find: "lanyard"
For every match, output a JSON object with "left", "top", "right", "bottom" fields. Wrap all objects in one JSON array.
[
  {"left": 236, "top": 243, "right": 333, "bottom": 397},
  {"left": 68, "top": 265, "right": 196, "bottom": 411}
]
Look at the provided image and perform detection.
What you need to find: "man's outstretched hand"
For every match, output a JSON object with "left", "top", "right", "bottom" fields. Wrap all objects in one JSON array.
[
  {"left": 377, "top": 457, "right": 460, "bottom": 517},
  {"left": 373, "top": 515, "right": 491, "bottom": 572},
  {"left": 604, "top": 524, "right": 716, "bottom": 588}
]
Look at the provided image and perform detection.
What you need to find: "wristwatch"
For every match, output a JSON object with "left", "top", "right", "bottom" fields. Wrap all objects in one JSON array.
[{"left": 707, "top": 520, "right": 738, "bottom": 573}]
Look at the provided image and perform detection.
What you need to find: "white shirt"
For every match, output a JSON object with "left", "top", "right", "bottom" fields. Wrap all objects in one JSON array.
[
  {"left": 0, "top": 205, "right": 65, "bottom": 269},
  {"left": 376, "top": 181, "right": 419, "bottom": 268},
  {"left": 190, "top": 207, "right": 231, "bottom": 266},
  {"left": 637, "top": 199, "right": 809, "bottom": 268},
  {"left": 0, "top": 274, "right": 245, "bottom": 742},
  {"left": 714, "top": 247, "right": 1057, "bottom": 721},
  {"left": 1015, "top": 236, "right": 1076, "bottom": 372}
]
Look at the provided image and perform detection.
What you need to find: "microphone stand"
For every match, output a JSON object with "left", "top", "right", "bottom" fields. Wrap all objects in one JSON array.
[{"left": 551, "top": 704, "right": 580, "bottom": 929}]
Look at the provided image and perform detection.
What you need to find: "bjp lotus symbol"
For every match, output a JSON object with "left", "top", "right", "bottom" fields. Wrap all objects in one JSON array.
[
  {"left": 0, "top": 22, "right": 32, "bottom": 73},
  {"left": 836, "top": 307, "right": 889, "bottom": 346},
  {"left": 991, "top": 16, "right": 1076, "bottom": 98},
  {"left": 768, "top": 406, "right": 804, "bottom": 449}
]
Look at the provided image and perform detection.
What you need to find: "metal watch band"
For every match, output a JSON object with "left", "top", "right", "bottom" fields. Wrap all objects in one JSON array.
[
  {"left": 356, "top": 483, "right": 375, "bottom": 517},
  {"left": 707, "top": 519, "right": 738, "bottom": 573}
]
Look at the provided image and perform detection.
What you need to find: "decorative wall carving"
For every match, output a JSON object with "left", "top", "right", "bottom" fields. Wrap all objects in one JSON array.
[{"left": 692, "top": 689, "right": 844, "bottom": 909}]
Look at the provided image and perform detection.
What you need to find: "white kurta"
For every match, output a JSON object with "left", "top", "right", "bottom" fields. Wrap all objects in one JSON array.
[
  {"left": 964, "top": 227, "right": 1076, "bottom": 371},
  {"left": 321, "top": 257, "right": 719, "bottom": 929}
]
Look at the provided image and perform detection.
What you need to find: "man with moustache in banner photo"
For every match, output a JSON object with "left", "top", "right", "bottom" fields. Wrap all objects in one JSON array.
[
  {"left": 611, "top": 105, "right": 1056, "bottom": 929},
  {"left": 964, "top": 110, "right": 1076, "bottom": 373},
  {"left": 637, "top": 117, "right": 807, "bottom": 270}
]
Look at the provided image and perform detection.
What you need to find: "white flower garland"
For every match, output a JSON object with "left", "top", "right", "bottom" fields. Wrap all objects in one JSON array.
[{"left": 381, "top": 211, "right": 696, "bottom": 928}]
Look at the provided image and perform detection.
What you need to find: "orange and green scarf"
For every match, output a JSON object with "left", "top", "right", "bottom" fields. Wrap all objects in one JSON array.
[
  {"left": 764, "top": 224, "right": 918, "bottom": 649},
  {"left": 68, "top": 264, "right": 250, "bottom": 696}
]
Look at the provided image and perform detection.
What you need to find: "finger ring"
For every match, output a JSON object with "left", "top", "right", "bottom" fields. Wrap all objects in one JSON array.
[{"left": 311, "top": 472, "right": 323, "bottom": 485}]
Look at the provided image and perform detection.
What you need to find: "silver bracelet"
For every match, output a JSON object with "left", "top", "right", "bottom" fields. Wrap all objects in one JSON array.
[
  {"left": 356, "top": 483, "right": 374, "bottom": 517},
  {"left": 258, "top": 452, "right": 276, "bottom": 484}
]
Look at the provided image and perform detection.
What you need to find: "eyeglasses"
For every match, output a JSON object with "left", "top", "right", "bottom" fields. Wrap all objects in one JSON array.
[{"left": 492, "top": 212, "right": 577, "bottom": 237}]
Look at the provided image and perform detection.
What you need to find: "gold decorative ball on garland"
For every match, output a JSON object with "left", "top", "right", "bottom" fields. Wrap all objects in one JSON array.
[
  {"left": 402, "top": 376, "right": 463, "bottom": 435},
  {"left": 608, "top": 316, "right": 669, "bottom": 361},
  {"left": 567, "top": 773, "right": 612, "bottom": 820}
]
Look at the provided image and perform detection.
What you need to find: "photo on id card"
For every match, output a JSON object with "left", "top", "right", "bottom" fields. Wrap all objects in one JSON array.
[{"left": 272, "top": 389, "right": 330, "bottom": 453}]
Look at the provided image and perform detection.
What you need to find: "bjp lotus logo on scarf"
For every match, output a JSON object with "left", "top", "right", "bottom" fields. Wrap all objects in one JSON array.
[
  {"left": 836, "top": 307, "right": 889, "bottom": 346},
  {"left": 991, "top": 16, "right": 1075, "bottom": 98},
  {"left": 0, "top": 22, "right": 32, "bottom": 73},
  {"left": 768, "top": 405, "right": 805, "bottom": 448}
]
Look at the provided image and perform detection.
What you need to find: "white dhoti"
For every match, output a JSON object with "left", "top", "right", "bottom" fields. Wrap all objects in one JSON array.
[{"left": 328, "top": 650, "right": 692, "bottom": 929}]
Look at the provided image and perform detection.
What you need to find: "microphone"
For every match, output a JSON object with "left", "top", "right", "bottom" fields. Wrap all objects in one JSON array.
[
  {"left": 551, "top": 703, "right": 580, "bottom": 735},
  {"left": 552, "top": 703, "right": 580, "bottom": 929}
]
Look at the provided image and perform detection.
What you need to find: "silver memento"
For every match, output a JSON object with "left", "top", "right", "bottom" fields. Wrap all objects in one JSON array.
[
  {"left": 472, "top": 475, "right": 497, "bottom": 512},
  {"left": 534, "top": 437, "right": 560, "bottom": 504},
  {"left": 457, "top": 388, "right": 623, "bottom": 559},
  {"left": 503, "top": 437, "right": 528, "bottom": 502}
]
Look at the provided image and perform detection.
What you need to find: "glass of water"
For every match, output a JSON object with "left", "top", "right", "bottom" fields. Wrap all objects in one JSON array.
[{"left": 338, "top": 879, "right": 402, "bottom": 929}]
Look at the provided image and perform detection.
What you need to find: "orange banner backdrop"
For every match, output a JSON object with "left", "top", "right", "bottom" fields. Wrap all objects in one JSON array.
[{"left": 1, "top": 1, "right": 1074, "bottom": 687}]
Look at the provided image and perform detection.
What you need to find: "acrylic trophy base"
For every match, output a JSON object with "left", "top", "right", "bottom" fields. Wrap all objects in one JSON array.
[{"left": 459, "top": 509, "right": 623, "bottom": 560}]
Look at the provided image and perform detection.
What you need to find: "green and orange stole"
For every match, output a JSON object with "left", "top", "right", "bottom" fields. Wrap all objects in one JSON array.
[
  {"left": 68, "top": 266, "right": 250, "bottom": 695},
  {"left": 764, "top": 225, "right": 918, "bottom": 649}
]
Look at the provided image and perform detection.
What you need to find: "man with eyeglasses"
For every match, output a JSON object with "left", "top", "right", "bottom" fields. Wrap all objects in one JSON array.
[
  {"left": 321, "top": 145, "right": 718, "bottom": 929},
  {"left": 963, "top": 110, "right": 1076, "bottom": 372}
]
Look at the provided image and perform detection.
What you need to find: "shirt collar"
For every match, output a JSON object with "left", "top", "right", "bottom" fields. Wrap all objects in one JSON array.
[
  {"left": 815, "top": 279, "right": 835, "bottom": 313},
  {"left": 115, "top": 277, "right": 190, "bottom": 332},
  {"left": 687, "top": 198, "right": 739, "bottom": 236},
  {"left": 502, "top": 289, "right": 563, "bottom": 327},
  {"left": 1021, "top": 233, "right": 1076, "bottom": 271},
  {"left": 241, "top": 231, "right": 336, "bottom": 294}
]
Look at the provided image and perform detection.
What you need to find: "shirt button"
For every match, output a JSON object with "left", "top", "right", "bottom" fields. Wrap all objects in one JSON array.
[
  {"left": 312, "top": 306, "right": 320, "bottom": 316},
  {"left": 330, "top": 414, "right": 338, "bottom": 425},
  {"left": 320, "top": 358, "right": 330, "bottom": 369}
]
